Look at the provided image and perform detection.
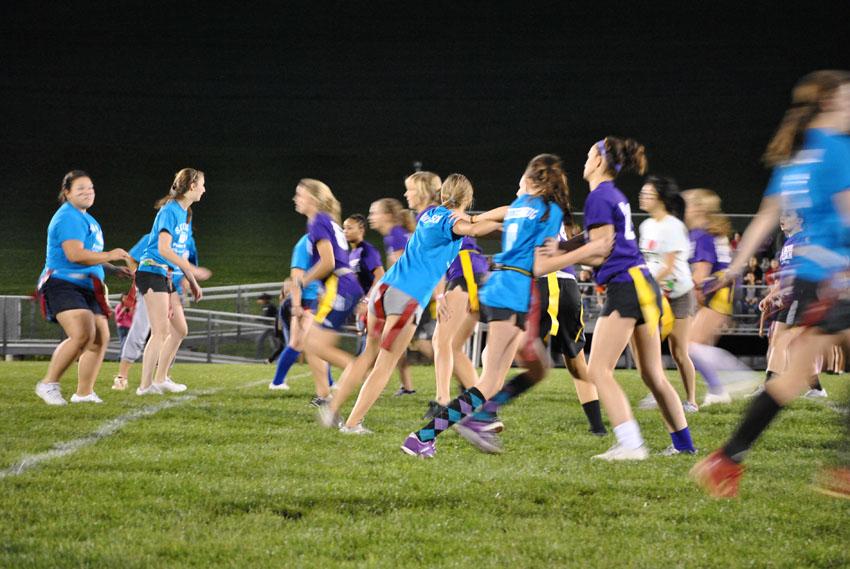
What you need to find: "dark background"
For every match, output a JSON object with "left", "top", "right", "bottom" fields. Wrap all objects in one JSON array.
[{"left": 2, "top": 2, "right": 848, "bottom": 292}]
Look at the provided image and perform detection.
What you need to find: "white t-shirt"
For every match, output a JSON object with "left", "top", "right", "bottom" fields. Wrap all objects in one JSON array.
[{"left": 638, "top": 215, "right": 694, "bottom": 298}]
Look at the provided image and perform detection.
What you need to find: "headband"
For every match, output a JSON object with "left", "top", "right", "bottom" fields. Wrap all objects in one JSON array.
[{"left": 596, "top": 140, "right": 622, "bottom": 173}]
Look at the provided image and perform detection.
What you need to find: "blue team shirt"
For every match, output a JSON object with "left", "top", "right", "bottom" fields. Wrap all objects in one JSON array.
[
  {"left": 583, "top": 181, "right": 645, "bottom": 285},
  {"left": 307, "top": 212, "right": 363, "bottom": 298},
  {"left": 291, "top": 234, "right": 320, "bottom": 301},
  {"left": 479, "top": 194, "right": 563, "bottom": 312},
  {"left": 764, "top": 129, "right": 850, "bottom": 282},
  {"left": 138, "top": 200, "right": 192, "bottom": 277},
  {"left": 41, "top": 202, "right": 106, "bottom": 289},
  {"left": 128, "top": 235, "right": 149, "bottom": 263},
  {"left": 380, "top": 205, "right": 463, "bottom": 307},
  {"left": 349, "top": 240, "right": 383, "bottom": 293}
]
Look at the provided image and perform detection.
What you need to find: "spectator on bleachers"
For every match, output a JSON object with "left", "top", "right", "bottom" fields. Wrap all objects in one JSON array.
[
  {"left": 746, "top": 256, "right": 764, "bottom": 284},
  {"left": 730, "top": 232, "right": 742, "bottom": 251},
  {"left": 764, "top": 258, "right": 780, "bottom": 286}
]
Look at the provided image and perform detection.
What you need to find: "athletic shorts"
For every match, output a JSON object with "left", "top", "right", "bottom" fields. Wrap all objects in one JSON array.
[
  {"left": 41, "top": 277, "right": 104, "bottom": 319},
  {"left": 314, "top": 280, "right": 362, "bottom": 332},
  {"left": 786, "top": 278, "right": 850, "bottom": 334},
  {"left": 135, "top": 270, "right": 174, "bottom": 294},
  {"left": 301, "top": 297, "right": 318, "bottom": 312},
  {"left": 601, "top": 277, "right": 663, "bottom": 326},
  {"left": 446, "top": 272, "right": 487, "bottom": 312},
  {"left": 479, "top": 303, "right": 528, "bottom": 330},
  {"left": 368, "top": 284, "right": 420, "bottom": 323},
  {"left": 536, "top": 275, "right": 585, "bottom": 358},
  {"left": 669, "top": 289, "right": 696, "bottom": 319},
  {"left": 414, "top": 303, "right": 436, "bottom": 340}
]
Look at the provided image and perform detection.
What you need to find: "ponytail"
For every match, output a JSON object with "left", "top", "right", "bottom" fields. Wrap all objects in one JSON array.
[
  {"left": 524, "top": 153, "right": 572, "bottom": 223},
  {"left": 597, "top": 137, "right": 648, "bottom": 178}
]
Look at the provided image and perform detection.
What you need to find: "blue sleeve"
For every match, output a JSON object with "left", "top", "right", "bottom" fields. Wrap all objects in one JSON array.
[
  {"left": 443, "top": 209, "right": 460, "bottom": 240},
  {"left": 535, "top": 205, "right": 563, "bottom": 247},
  {"left": 828, "top": 137, "right": 850, "bottom": 192},
  {"left": 54, "top": 210, "right": 87, "bottom": 244},
  {"left": 583, "top": 192, "right": 614, "bottom": 227},
  {"left": 763, "top": 169, "right": 783, "bottom": 198},
  {"left": 128, "top": 236, "right": 149, "bottom": 262},
  {"left": 291, "top": 236, "right": 311, "bottom": 270},
  {"left": 153, "top": 206, "right": 180, "bottom": 240}
]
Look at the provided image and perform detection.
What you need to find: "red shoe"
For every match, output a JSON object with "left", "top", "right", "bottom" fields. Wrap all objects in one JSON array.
[
  {"left": 813, "top": 467, "right": 850, "bottom": 500},
  {"left": 690, "top": 449, "right": 744, "bottom": 498}
]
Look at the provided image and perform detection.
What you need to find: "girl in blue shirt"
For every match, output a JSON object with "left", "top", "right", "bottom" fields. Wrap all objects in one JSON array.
[
  {"left": 320, "top": 174, "right": 500, "bottom": 434},
  {"left": 35, "top": 170, "right": 133, "bottom": 406},
  {"left": 692, "top": 70, "right": 850, "bottom": 499},
  {"left": 402, "top": 155, "right": 612, "bottom": 458},
  {"left": 580, "top": 137, "right": 694, "bottom": 461},
  {"left": 136, "top": 168, "right": 206, "bottom": 396}
]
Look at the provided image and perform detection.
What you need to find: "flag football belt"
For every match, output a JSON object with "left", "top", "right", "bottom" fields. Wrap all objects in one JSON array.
[{"left": 371, "top": 283, "right": 419, "bottom": 351}]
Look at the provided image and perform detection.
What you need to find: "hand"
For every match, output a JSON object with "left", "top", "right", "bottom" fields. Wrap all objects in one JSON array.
[
  {"left": 189, "top": 279, "right": 203, "bottom": 302},
  {"left": 436, "top": 294, "right": 451, "bottom": 321},
  {"left": 192, "top": 266, "right": 213, "bottom": 281},
  {"left": 114, "top": 266, "right": 134, "bottom": 280},
  {"left": 541, "top": 238, "right": 561, "bottom": 257},
  {"left": 450, "top": 211, "right": 472, "bottom": 223},
  {"left": 292, "top": 304, "right": 304, "bottom": 318},
  {"left": 107, "top": 248, "right": 131, "bottom": 263},
  {"left": 588, "top": 234, "right": 614, "bottom": 258}
]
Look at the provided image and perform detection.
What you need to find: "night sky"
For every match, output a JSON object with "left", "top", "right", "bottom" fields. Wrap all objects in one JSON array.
[{"left": 1, "top": 2, "right": 848, "bottom": 287}]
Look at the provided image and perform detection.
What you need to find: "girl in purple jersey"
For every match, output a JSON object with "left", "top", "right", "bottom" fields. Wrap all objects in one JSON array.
[
  {"left": 293, "top": 179, "right": 364, "bottom": 404},
  {"left": 580, "top": 137, "right": 694, "bottom": 461}
]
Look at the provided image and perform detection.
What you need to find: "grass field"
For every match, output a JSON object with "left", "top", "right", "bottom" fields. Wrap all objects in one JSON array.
[{"left": 1, "top": 362, "right": 849, "bottom": 568}]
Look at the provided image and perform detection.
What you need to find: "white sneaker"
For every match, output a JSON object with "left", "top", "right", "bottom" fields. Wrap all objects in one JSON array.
[
  {"left": 70, "top": 392, "right": 103, "bottom": 404},
  {"left": 158, "top": 378, "right": 187, "bottom": 393},
  {"left": 592, "top": 443, "right": 649, "bottom": 461},
  {"left": 36, "top": 382, "right": 67, "bottom": 406},
  {"left": 637, "top": 393, "right": 658, "bottom": 410},
  {"left": 339, "top": 423, "right": 373, "bottom": 435},
  {"left": 112, "top": 375, "right": 128, "bottom": 391},
  {"left": 701, "top": 391, "right": 732, "bottom": 407},
  {"left": 268, "top": 381, "right": 290, "bottom": 391},
  {"left": 318, "top": 404, "right": 342, "bottom": 428},
  {"left": 136, "top": 383, "right": 164, "bottom": 396},
  {"left": 804, "top": 388, "right": 828, "bottom": 399},
  {"left": 683, "top": 401, "right": 700, "bottom": 413}
]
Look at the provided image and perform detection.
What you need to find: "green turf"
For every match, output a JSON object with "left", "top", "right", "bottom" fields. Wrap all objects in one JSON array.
[{"left": 1, "top": 362, "right": 848, "bottom": 568}]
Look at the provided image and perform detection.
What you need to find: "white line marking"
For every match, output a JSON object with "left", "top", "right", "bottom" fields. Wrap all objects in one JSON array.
[{"left": 1, "top": 372, "right": 310, "bottom": 480}]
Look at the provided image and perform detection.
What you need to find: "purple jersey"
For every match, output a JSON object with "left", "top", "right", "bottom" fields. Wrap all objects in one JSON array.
[
  {"left": 777, "top": 231, "right": 805, "bottom": 298},
  {"left": 582, "top": 181, "right": 644, "bottom": 285},
  {"left": 688, "top": 228, "right": 731, "bottom": 274},
  {"left": 446, "top": 236, "right": 489, "bottom": 281},
  {"left": 383, "top": 225, "right": 410, "bottom": 257},
  {"left": 349, "top": 240, "right": 383, "bottom": 293},
  {"left": 307, "top": 212, "right": 363, "bottom": 296}
]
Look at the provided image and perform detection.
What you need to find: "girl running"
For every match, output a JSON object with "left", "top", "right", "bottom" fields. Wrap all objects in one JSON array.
[
  {"left": 401, "top": 154, "right": 613, "bottom": 458},
  {"left": 636, "top": 175, "right": 699, "bottom": 412},
  {"left": 567, "top": 139, "right": 694, "bottom": 460},
  {"left": 36, "top": 170, "right": 132, "bottom": 405},
  {"left": 691, "top": 69, "right": 850, "bottom": 498},
  {"left": 321, "top": 174, "right": 500, "bottom": 434},
  {"left": 136, "top": 168, "right": 205, "bottom": 395}
]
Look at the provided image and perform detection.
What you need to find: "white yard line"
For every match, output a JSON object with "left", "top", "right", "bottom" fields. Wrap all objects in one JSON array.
[{"left": 1, "top": 373, "right": 309, "bottom": 480}]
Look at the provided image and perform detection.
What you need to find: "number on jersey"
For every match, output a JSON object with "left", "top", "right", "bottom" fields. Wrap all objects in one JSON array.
[{"left": 617, "top": 202, "right": 636, "bottom": 241}]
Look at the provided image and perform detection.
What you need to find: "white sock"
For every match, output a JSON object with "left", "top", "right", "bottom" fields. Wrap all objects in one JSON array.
[{"left": 613, "top": 420, "right": 644, "bottom": 450}]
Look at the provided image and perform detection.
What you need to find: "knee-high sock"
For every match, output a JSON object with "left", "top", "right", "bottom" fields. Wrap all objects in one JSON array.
[
  {"left": 327, "top": 364, "right": 334, "bottom": 387},
  {"left": 723, "top": 390, "right": 783, "bottom": 463},
  {"left": 272, "top": 347, "right": 300, "bottom": 386},
  {"left": 471, "top": 372, "right": 535, "bottom": 422},
  {"left": 582, "top": 400, "right": 607, "bottom": 433},
  {"left": 416, "top": 387, "right": 485, "bottom": 442}
]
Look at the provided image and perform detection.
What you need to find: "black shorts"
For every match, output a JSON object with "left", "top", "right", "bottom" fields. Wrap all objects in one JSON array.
[
  {"left": 414, "top": 303, "right": 436, "bottom": 340},
  {"left": 135, "top": 270, "right": 174, "bottom": 294},
  {"left": 479, "top": 303, "right": 528, "bottom": 330},
  {"left": 41, "top": 277, "right": 104, "bottom": 319},
  {"left": 536, "top": 276, "right": 586, "bottom": 358},
  {"left": 787, "top": 278, "right": 850, "bottom": 334},
  {"left": 446, "top": 272, "right": 486, "bottom": 294},
  {"left": 600, "top": 277, "right": 663, "bottom": 326}
]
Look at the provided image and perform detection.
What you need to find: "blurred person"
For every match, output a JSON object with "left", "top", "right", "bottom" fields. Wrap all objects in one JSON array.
[
  {"left": 35, "top": 170, "right": 132, "bottom": 405},
  {"left": 255, "top": 293, "right": 279, "bottom": 359},
  {"left": 114, "top": 293, "right": 134, "bottom": 350},
  {"left": 344, "top": 213, "right": 384, "bottom": 355}
]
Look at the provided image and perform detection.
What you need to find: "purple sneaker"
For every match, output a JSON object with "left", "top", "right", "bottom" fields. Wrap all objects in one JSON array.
[
  {"left": 455, "top": 419, "right": 503, "bottom": 454},
  {"left": 400, "top": 433, "right": 436, "bottom": 459}
]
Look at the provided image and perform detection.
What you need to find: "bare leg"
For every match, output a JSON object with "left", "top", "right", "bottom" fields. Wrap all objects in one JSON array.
[
  {"left": 329, "top": 312, "right": 382, "bottom": 415},
  {"left": 667, "top": 316, "right": 697, "bottom": 405},
  {"left": 451, "top": 312, "right": 480, "bottom": 390},
  {"left": 432, "top": 288, "right": 471, "bottom": 404},
  {"left": 75, "top": 315, "right": 110, "bottom": 396},
  {"left": 154, "top": 293, "right": 187, "bottom": 384},
  {"left": 586, "top": 313, "right": 637, "bottom": 428},
  {"left": 564, "top": 350, "right": 598, "bottom": 404},
  {"left": 42, "top": 309, "right": 94, "bottom": 384},
  {"left": 139, "top": 291, "right": 171, "bottom": 390},
  {"left": 632, "top": 323, "right": 688, "bottom": 432}
]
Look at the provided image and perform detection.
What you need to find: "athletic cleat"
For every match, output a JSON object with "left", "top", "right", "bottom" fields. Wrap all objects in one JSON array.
[
  {"left": 268, "top": 381, "right": 290, "bottom": 391},
  {"left": 70, "top": 392, "right": 104, "bottom": 404},
  {"left": 701, "top": 390, "right": 732, "bottom": 407},
  {"left": 136, "top": 383, "right": 164, "bottom": 396},
  {"left": 317, "top": 404, "right": 342, "bottom": 428},
  {"left": 159, "top": 378, "right": 187, "bottom": 393},
  {"left": 339, "top": 423, "right": 373, "bottom": 435},
  {"left": 683, "top": 401, "right": 699, "bottom": 413},
  {"left": 36, "top": 382, "right": 67, "bottom": 406},
  {"left": 455, "top": 419, "right": 503, "bottom": 454},
  {"left": 400, "top": 433, "right": 436, "bottom": 459},
  {"left": 804, "top": 388, "right": 828, "bottom": 399},
  {"left": 111, "top": 375, "right": 128, "bottom": 391},
  {"left": 637, "top": 393, "right": 658, "bottom": 410},
  {"left": 591, "top": 443, "right": 649, "bottom": 461},
  {"left": 310, "top": 395, "right": 331, "bottom": 408},
  {"left": 394, "top": 388, "right": 417, "bottom": 397},
  {"left": 813, "top": 467, "right": 850, "bottom": 500},
  {"left": 659, "top": 444, "right": 697, "bottom": 456},
  {"left": 690, "top": 449, "right": 744, "bottom": 498},
  {"left": 422, "top": 400, "right": 445, "bottom": 420}
]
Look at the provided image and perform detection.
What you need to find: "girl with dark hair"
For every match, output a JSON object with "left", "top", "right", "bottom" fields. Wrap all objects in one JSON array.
[
  {"left": 401, "top": 155, "right": 612, "bottom": 458},
  {"left": 35, "top": 171, "right": 133, "bottom": 405},
  {"left": 320, "top": 174, "right": 500, "bottom": 433},
  {"left": 136, "top": 168, "right": 205, "bottom": 395},
  {"left": 692, "top": 70, "right": 850, "bottom": 499},
  {"left": 575, "top": 138, "right": 694, "bottom": 461},
  {"left": 636, "top": 175, "right": 699, "bottom": 412},
  {"left": 344, "top": 213, "right": 385, "bottom": 354}
]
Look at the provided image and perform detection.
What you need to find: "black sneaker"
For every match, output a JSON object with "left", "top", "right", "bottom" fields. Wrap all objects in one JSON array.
[
  {"left": 310, "top": 395, "right": 331, "bottom": 407},
  {"left": 394, "top": 388, "right": 416, "bottom": 397},
  {"left": 422, "top": 400, "right": 445, "bottom": 420}
]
